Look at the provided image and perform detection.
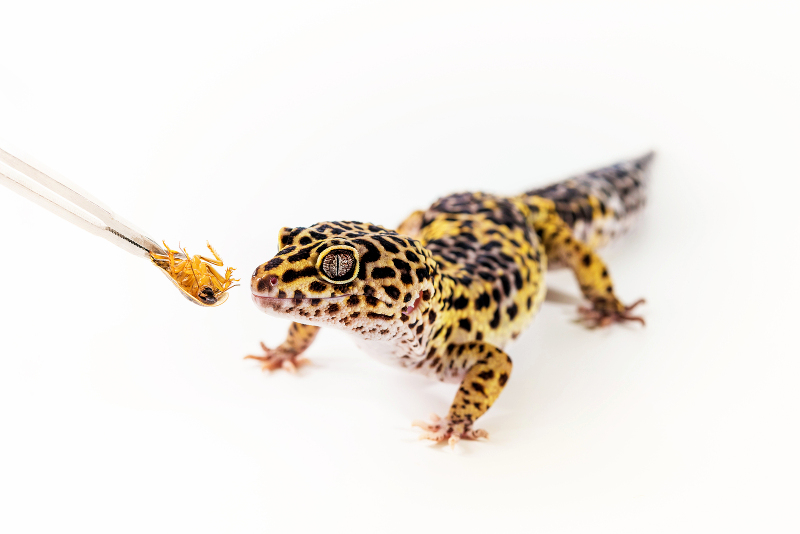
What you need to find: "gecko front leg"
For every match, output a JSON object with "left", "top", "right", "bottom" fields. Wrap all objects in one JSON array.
[
  {"left": 414, "top": 342, "right": 512, "bottom": 448},
  {"left": 245, "top": 322, "right": 320, "bottom": 373}
]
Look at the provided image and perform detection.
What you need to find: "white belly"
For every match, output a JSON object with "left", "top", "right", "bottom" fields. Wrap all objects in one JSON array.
[{"left": 351, "top": 335, "right": 464, "bottom": 383}]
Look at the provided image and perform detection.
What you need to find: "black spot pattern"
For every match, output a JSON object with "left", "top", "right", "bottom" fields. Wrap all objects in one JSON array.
[{"left": 248, "top": 153, "right": 650, "bottom": 422}]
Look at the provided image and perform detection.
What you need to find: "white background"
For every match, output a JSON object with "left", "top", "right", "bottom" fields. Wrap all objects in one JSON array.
[{"left": 0, "top": 1, "right": 797, "bottom": 532}]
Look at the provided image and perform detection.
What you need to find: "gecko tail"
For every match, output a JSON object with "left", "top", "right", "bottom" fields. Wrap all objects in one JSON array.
[{"left": 518, "top": 151, "right": 655, "bottom": 249}]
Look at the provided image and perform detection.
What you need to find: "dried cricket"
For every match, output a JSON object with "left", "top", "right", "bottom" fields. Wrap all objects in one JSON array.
[{"left": 150, "top": 241, "right": 238, "bottom": 306}]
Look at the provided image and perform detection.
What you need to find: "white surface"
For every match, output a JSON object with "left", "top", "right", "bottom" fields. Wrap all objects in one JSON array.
[{"left": 0, "top": 2, "right": 797, "bottom": 532}]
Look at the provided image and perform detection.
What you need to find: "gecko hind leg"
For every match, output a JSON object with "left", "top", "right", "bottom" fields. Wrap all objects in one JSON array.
[
  {"left": 528, "top": 198, "right": 645, "bottom": 328},
  {"left": 578, "top": 298, "right": 646, "bottom": 328}
]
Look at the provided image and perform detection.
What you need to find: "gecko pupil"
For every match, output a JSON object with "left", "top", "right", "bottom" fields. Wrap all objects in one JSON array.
[{"left": 322, "top": 250, "right": 355, "bottom": 282}]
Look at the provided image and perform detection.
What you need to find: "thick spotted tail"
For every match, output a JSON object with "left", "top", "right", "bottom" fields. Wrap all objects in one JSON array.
[{"left": 516, "top": 152, "right": 654, "bottom": 250}]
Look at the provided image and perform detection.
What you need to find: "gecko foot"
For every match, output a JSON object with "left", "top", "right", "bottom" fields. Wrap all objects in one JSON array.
[
  {"left": 244, "top": 342, "right": 309, "bottom": 373},
  {"left": 412, "top": 413, "right": 489, "bottom": 449},
  {"left": 578, "top": 298, "right": 646, "bottom": 328}
]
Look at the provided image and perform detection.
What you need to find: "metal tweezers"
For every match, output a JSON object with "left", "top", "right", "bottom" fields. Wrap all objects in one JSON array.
[
  {"left": 0, "top": 139, "right": 167, "bottom": 258},
  {"left": 0, "top": 139, "right": 223, "bottom": 306}
]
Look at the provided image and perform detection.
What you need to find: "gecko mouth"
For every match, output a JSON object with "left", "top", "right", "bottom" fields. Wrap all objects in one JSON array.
[
  {"left": 252, "top": 293, "right": 349, "bottom": 305},
  {"left": 251, "top": 293, "right": 396, "bottom": 311}
]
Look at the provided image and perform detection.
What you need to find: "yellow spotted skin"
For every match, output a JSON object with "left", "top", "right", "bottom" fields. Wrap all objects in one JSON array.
[{"left": 249, "top": 153, "right": 653, "bottom": 445}]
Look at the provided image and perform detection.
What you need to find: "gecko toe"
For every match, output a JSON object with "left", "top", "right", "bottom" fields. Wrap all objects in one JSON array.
[
  {"left": 414, "top": 414, "right": 489, "bottom": 447},
  {"left": 578, "top": 298, "right": 646, "bottom": 328},
  {"left": 245, "top": 344, "right": 310, "bottom": 373}
]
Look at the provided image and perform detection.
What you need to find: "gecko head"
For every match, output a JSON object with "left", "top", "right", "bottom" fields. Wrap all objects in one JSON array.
[{"left": 251, "top": 221, "right": 437, "bottom": 339}]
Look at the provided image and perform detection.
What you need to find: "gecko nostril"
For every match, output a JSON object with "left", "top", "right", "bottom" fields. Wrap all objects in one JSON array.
[
  {"left": 256, "top": 277, "right": 268, "bottom": 292},
  {"left": 256, "top": 275, "right": 280, "bottom": 293}
]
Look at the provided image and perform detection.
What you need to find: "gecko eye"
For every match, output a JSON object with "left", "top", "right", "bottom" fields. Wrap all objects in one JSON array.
[
  {"left": 316, "top": 246, "right": 359, "bottom": 284},
  {"left": 197, "top": 286, "right": 218, "bottom": 304}
]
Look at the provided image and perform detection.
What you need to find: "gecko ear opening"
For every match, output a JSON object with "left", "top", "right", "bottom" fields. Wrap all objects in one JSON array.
[{"left": 316, "top": 246, "right": 359, "bottom": 284}]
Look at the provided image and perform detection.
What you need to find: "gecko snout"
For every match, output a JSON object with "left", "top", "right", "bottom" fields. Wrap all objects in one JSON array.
[{"left": 252, "top": 268, "right": 280, "bottom": 296}]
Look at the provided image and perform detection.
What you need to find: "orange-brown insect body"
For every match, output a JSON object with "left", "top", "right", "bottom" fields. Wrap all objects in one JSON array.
[{"left": 151, "top": 241, "right": 239, "bottom": 305}]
